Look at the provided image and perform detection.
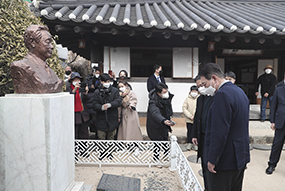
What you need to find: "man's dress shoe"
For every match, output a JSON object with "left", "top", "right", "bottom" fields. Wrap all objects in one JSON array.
[{"left": 266, "top": 166, "right": 275, "bottom": 174}]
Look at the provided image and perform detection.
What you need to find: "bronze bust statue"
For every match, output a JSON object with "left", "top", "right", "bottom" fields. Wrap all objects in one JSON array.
[{"left": 10, "top": 25, "right": 63, "bottom": 94}]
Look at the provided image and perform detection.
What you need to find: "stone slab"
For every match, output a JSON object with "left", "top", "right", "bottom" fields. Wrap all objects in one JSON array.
[
  {"left": 97, "top": 174, "right": 140, "bottom": 191},
  {"left": 0, "top": 93, "right": 74, "bottom": 191},
  {"left": 252, "top": 144, "right": 272, "bottom": 151},
  {"left": 198, "top": 169, "right": 203, "bottom": 177},
  {"left": 187, "top": 155, "right": 201, "bottom": 164}
]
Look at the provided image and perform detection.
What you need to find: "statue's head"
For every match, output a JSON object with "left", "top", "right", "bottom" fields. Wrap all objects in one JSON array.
[{"left": 24, "top": 25, "right": 54, "bottom": 61}]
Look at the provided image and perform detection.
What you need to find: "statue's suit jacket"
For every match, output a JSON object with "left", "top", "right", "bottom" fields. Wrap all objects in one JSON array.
[
  {"left": 10, "top": 53, "right": 63, "bottom": 94},
  {"left": 204, "top": 81, "right": 250, "bottom": 170},
  {"left": 270, "top": 85, "right": 285, "bottom": 129}
]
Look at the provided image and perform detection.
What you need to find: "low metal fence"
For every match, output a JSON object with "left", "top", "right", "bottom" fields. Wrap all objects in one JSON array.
[{"left": 74, "top": 135, "right": 203, "bottom": 191}]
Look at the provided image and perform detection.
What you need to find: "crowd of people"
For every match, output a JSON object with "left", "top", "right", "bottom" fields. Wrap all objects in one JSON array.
[{"left": 65, "top": 62, "right": 284, "bottom": 191}]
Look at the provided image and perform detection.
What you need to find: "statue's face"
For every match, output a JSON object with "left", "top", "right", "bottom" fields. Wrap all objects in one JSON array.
[{"left": 34, "top": 30, "right": 54, "bottom": 61}]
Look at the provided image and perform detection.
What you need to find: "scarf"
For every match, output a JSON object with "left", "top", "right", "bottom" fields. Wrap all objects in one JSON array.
[
  {"left": 71, "top": 83, "right": 83, "bottom": 112},
  {"left": 119, "top": 88, "right": 130, "bottom": 108}
]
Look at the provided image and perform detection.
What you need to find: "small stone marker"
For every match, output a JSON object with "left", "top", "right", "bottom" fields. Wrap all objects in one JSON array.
[
  {"left": 198, "top": 169, "right": 203, "bottom": 177},
  {"left": 97, "top": 174, "right": 140, "bottom": 191},
  {"left": 252, "top": 144, "right": 271, "bottom": 151},
  {"left": 187, "top": 155, "right": 201, "bottom": 164}
]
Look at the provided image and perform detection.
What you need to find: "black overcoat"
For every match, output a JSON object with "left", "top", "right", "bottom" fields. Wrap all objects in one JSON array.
[
  {"left": 146, "top": 89, "right": 173, "bottom": 141},
  {"left": 92, "top": 86, "right": 122, "bottom": 131}
]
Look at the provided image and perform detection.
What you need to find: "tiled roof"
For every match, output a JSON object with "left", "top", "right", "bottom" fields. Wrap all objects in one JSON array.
[{"left": 32, "top": 0, "right": 285, "bottom": 36}]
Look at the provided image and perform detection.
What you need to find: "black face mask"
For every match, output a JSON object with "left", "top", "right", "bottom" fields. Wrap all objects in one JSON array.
[
  {"left": 159, "top": 70, "right": 163, "bottom": 75},
  {"left": 65, "top": 71, "right": 71, "bottom": 75},
  {"left": 120, "top": 76, "right": 126, "bottom": 80}
]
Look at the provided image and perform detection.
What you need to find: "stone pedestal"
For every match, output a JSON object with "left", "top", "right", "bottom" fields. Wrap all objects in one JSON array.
[{"left": 0, "top": 93, "right": 76, "bottom": 191}]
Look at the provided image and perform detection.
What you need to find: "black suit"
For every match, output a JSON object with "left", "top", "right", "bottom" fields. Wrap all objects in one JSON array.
[
  {"left": 192, "top": 95, "right": 213, "bottom": 191},
  {"left": 268, "top": 85, "right": 285, "bottom": 167},
  {"left": 147, "top": 74, "right": 166, "bottom": 92}
]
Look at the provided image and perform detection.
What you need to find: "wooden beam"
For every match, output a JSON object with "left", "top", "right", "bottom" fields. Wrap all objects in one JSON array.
[
  {"left": 145, "top": 31, "right": 152, "bottom": 38},
  {"left": 244, "top": 37, "right": 251, "bottom": 43},
  {"left": 128, "top": 30, "right": 136, "bottom": 37},
  {"left": 259, "top": 38, "right": 266, "bottom": 44},
  {"left": 92, "top": 27, "right": 100, "bottom": 33},
  {"left": 214, "top": 35, "right": 221, "bottom": 42},
  {"left": 273, "top": 38, "right": 281, "bottom": 45},
  {"left": 54, "top": 25, "right": 71, "bottom": 32},
  {"left": 74, "top": 26, "right": 86, "bottom": 33},
  {"left": 111, "top": 28, "right": 119, "bottom": 35},
  {"left": 182, "top": 33, "right": 189, "bottom": 40},
  {"left": 198, "top": 35, "right": 205, "bottom": 41},
  {"left": 164, "top": 32, "right": 171, "bottom": 39},
  {"left": 228, "top": 36, "right": 236, "bottom": 43}
]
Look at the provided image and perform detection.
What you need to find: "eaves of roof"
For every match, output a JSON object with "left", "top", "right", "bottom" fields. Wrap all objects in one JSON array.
[{"left": 31, "top": 0, "right": 285, "bottom": 36}]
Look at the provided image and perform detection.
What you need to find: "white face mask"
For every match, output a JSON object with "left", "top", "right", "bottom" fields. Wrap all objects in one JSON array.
[
  {"left": 103, "top": 82, "right": 110, "bottom": 88},
  {"left": 265, "top": 69, "right": 272, "bottom": 74},
  {"left": 198, "top": 87, "right": 207, "bottom": 95},
  {"left": 204, "top": 79, "right": 216, "bottom": 96},
  {"left": 119, "top": 87, "right": 126, "bottom": 92},
  {"left": 190, "top": 92, "right": 198, "bottom": 98},
  {"left": 161, "top": 91, "right": 169, "bottom": 99},
  {"left": 72, "top": 81, "right": 79, "bottom": 86},
  {"left": 95, "top": 74, "right": 100, "bottom": 78}
]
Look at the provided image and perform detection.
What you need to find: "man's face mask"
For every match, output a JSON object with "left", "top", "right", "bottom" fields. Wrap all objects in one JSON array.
[
  {"left": 204, "top": 79, "right": 216, "bottom": 96},
  {"left": 265, "top": 69, "right": 272, "bottom": 74},
  {"left": 161, "top": 91, "right": 169, "bottom": 99}
]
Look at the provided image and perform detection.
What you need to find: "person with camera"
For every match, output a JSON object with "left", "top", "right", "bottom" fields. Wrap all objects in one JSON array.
[
  {"left": 93, "top": 73, "right": 122, "bottom": 140},
  {"left": 117, "top": 80, "right": 143, "bottom": 140},
  {"left": 66, "top": 72, "right": 91, "bottom": 140},
  {"left": 146, "top": 83, "right": 175, "bottom": 166}
]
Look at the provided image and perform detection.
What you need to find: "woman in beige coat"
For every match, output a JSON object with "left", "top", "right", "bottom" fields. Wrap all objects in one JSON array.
[
  {"left": 182, "top": 85, "right": 199, "bottom": 150},
  {"left": 117, "top": 81, "right": 143, "bottom": 140}
]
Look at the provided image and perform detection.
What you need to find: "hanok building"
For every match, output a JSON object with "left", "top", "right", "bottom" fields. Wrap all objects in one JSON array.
[{"left": 31, "top": 0, "right": 285, "bottom": 114}]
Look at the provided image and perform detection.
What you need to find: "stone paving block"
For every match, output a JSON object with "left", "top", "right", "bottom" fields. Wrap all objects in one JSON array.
[
  {"left": 252, "top": 144, "right": 271, "bottom": 150},
  {"left": 187, "top": 155, "right": 201, "bottom": 164},
  {"left": 97, "top": 173, "right": 140, "bottom": 191}
]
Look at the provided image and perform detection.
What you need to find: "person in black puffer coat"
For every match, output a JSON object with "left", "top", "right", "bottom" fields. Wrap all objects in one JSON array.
[
  {"left": 92, "top": 73, "right": 122, "bottom": 140},
  {"left": 146, "top": 83, "right": 175, "bottom": 163}
]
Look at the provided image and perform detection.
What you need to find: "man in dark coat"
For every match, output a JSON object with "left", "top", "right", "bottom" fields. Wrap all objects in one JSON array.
[
  {"left": 93, "top": 73, "right": 121, "bottom": 140},
  {"left": 147, "top": 64, "right": 166, "bottom": 92},
  {"left": 265, "top": 80, "right": 285, "bottom": 174},
  {"left": 192, "top": 75, "right": 213, "bottom": 191},
  {"left": 255, "top": 65, "right": 277, "bottom": 122},
  {"left": 146, "top": 83, "right": 175, "bottom": 164},
  {"left": 199, "top": 63, "right": 250, "bottom": 191}
]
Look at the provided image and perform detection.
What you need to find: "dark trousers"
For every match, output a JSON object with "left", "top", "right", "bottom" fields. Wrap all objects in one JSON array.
[
  {"left": 268, "top": 125, "right": 285, "bottom": 167},
  {"left": 75, "top": 121, "right": 89, "bottom": 139},
  {"left": 206, "top": 166, "right": 246, "bottom": 191},
  {"left": 186, "top": 123, "right": 193, "bottom": 143},
  {"left": 200, "top": 133, "right": 208, "bottom": 191}
]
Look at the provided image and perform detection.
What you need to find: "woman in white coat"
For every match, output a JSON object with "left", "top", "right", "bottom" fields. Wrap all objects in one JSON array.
[{"left": 182, "top": 85, "right": 199, "bottom": 150}]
